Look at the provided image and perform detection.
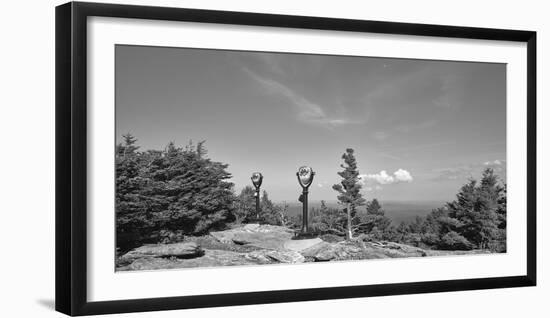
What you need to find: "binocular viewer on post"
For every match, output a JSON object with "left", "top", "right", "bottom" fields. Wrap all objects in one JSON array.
[{"left": 251, "top": 166, "right": 315, "bottom": 235}]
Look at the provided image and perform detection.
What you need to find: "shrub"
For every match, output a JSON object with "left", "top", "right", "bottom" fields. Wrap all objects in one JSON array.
[{"left": 438, "top": 231, "right": 473, "bottom": 250}]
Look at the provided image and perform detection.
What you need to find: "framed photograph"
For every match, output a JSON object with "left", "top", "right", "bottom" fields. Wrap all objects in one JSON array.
[{"left": 55, "top": 1, "right": 536, "bottom": 316}]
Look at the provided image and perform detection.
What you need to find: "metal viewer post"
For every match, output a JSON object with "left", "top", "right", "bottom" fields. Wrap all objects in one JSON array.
[
  {"left": 251, "top": 172, "right": 263, "bottom": 221},
  {"left": 296, "top": 166, "right": 315, "bottom": 234}
]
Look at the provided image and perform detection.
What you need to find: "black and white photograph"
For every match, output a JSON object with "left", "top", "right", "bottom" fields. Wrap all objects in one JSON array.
[
  {"left": 1, "top": 0, "right": 547, "bottom": 316},
  {"left": 115, "top": 45, "right": 508, "bottom": 272}
]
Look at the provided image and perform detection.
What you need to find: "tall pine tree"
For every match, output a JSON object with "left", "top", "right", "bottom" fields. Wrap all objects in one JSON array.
[
  {"left": 116, "top": 134, "right": 156, "bottom": 250},
  {"left": 332, "top": 148, "right": 367, "bottom": 239}
]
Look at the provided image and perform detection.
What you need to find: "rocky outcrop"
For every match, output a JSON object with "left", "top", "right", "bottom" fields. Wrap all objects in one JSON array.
[
  {"left": 118, "top": 242, "right": 203, "bottom": 266},
  {"left": 117, "top": 225, "right": 493, "bottom": 271},
  {"left": 301, "top": 241, "right": 363, "bottom": 261},
  {"left": 247, "top": 249, "right": 305, "bottom": 263},
  {"left": 119, "top": 249, "right": 266, "bottom": 271},
  {"left": 210, "top": 224, "right": 295, "bottom": 250},
  {"left": 283, "top": 238, "right": 323, "bottom": 252},
  {"left": 118, "top": 247, "right": 305, "bottom": 271},
  {"left": 301, "top": 240, "right": 430, "bottom": 261}
]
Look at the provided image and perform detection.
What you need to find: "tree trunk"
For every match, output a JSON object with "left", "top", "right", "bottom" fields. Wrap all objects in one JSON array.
[{"left": 347, "top": 203, "right": 353, "bottom": 240}]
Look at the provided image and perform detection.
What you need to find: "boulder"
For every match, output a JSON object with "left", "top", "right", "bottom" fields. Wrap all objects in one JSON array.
[
  {"left": 117, "top": 249, "right": 274, "bottom": 271},
  {"left": 119, "top": 242, "right": 203, "bottom": 263},
  {"left": 283, "top": 238, "right": 323, "bottom": 252},
  {"left": 118, "top": 257, "right": 176, "bottom": 271},
  {"left": 301, "top": 241, "right": 363, "bottom": 261},
  {"left": 266, "top": 250, "right": 305, "bottom": 263},
  {"left": 247, "top": 250, "right": 305, "bottom": 263},
  {"left": 242, "top": 223, "right": 260, "bottom": 231},
  {"left": 210, "top": 225, "right": 295, "bottom": 250},
  {"left": 366, "top": 241, "right": 427, "bottom": 258}
]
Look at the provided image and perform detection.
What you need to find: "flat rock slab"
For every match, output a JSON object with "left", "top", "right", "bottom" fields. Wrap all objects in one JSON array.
[
  {"left": 117, "top": 249, "right": 268, "bottom": 271},
  {"left": 117, "top": 248, "right": 306, "bottom": 271},
  {"left": 283, "top": 238, "right": 323, "bottom": 252},
  {"left": 301, "top": 241, "right": 363, "bottom": 261},
  {"left": 247, "top": 249, "right": 305, "bottom": 263},
  {"left": 210, "top": 224, "right": 295, "bottom": 250},
  {"left": 119, "top": 242, "right": 203, "bottom": 264}
]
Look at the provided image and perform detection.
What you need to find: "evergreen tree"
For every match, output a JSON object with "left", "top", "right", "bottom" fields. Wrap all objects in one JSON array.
[
  {"left": 416, "top": 168, "right": 504, "bottom": 250},
  {"left": 332, "top": 148, "right": 367, "bottom": 239},
  {"left": 235, "top": 186, "right": 257, "bottom": 223},
  {"left": 495, "top": 182, "right": 507, "bottom": 252},
  {"left": 146, "top": 141, "right": 236, "bottom": 234},
  {"left": 497, "top": 183, "right": 507, "bottom": 229},
  {"left": 360, "top": 199, "right": 391, "bottom": 238},
  {"left": 276, "top": 201, "right": 292, "bottom": 227},
  {"left": 366, "top": 198, "right": 384, "bottom": 215},
  {"left": 311, "top": 200, "right": 347, "bottom": 235},
  {"left": 259, "top": 190, "right": 280, "bottom": 225},
  {"left": 408, "top": 215, "right": 424, "bottom": 234},
  {"left": 447, "top": 168, "right": 501, "bottom": 249},
  {"left": 115, "top": 137, "right": 237, "bottom": 250},
  {"left": 115, "top": 134, "right": 156, "bottom": 250}
]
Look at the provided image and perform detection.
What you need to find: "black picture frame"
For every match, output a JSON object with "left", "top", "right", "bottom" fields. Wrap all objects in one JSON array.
[{"left": 55, "top": 1, "right": 537, "bottom": 316}]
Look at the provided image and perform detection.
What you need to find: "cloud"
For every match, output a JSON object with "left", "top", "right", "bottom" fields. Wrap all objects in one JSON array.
[
  {"left": 360, "top": 169, "right": 413, "bottom": 186},
  {"left": 433, "top": 160, "right": 506, "bottom": 181},
  {"left": 243, "top": 67, "right": 362, "bottom": 128},
  {"left": 365, "top": 185, "right": 384, "bottom": 192},
  {"left": 317, "top": 181, "right": 330, "bottom": 188},
  {"left": 394, "top": 169, "right": 414, "bottom": 182},
  {"left": 255, "top": 54, "right": 286, "bottom": 75},
  {"left": 484, "top": 159, "right": 502, "bottom": 166}
]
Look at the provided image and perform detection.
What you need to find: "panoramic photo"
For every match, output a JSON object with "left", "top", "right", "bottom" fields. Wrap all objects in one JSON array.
[{"left": 114, "top": 45, "right": 507, "bottom": 272}]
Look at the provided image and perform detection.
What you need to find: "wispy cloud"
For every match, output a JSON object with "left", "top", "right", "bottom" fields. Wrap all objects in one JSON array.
[
  {"left": 433, "top": 159, "right": 506, "bottom": 181},
  {"left": 243, "top": 67, "right": 362, "bottom": 128},
  {"left": 375, "top": 151, "right": 403, "bottom": 161},
  {"left": 317, "top": 181, "right": 330, "bottom": 188},
  {"left": 364, "top": 185, "right": 383, "bottom": 192},
  {"left": 381, "top": 141, "right": 456, "bottom": 153},
  {"left": 395, "top": 119, "right": 439, "bottom": 133},
  {"left": 370, "top": 141, "right": 454, "bottom": 161},
  {"left": 255, "top": 54, "right": 286, "bottom": 75}
]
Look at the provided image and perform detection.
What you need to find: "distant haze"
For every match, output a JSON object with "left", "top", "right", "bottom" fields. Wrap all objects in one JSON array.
[
  {"left": 283, "top": 200, "right": 444, "bottom": 224},
  {"left": 116, "top": 45, "right": 506, "bottom": 203}
]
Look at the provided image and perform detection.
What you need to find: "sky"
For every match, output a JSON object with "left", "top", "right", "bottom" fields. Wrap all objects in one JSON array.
[{"left": 115, "top": 45, "right": 506, "bottom": 203}]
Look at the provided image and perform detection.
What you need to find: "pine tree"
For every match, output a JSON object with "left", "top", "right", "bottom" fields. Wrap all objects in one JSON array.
[
  {"left": 444, "top": 168, "right": 502, "bottom": 249},
  {"left": 332, "top": 148, "right": 367, "bottom": 239},
  {"left": 235, "top": 186, "right": 256, "bottom": 223},
  {"left": 361, "top": 198, "right": 391, "bottom": 237},
  {"left": 497, "top": 183, "right": 507, "bottom": 229},
  {"left": 311, "top": 200, "right": 347, "bottom": 235},
  {"left": 366, "top": 199, "right": 384, "bottom": 215},
  {"left": 158, "top": 142, "right": 235, "bottom": 233},
  {"left": 408, "top": 215, "right": 424, "bottom": 233},
  {"left": 475, "top": 168, "right": 501, "bottom": 248},
  {"left": 276, "top": 201, "right": 292, "bottom": 227},
  {"left": 260, "top": 190, "right": 280, "bottom": 225},
  {"left": 117, "top": 139, "right": 236, "bottom": 242},
  {"left": 116, "top": 134, "right": 156, "bottom": 250}
]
